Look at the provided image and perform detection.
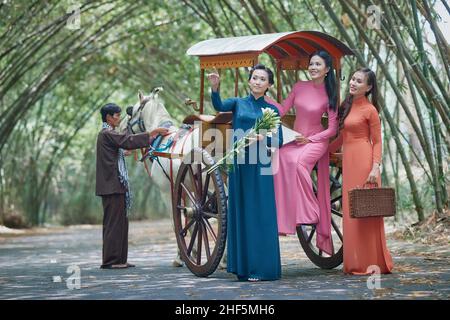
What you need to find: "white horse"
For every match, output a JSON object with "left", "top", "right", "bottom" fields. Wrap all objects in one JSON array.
[
  {"left": 119, "top": 88, "right": 198, "bottom": 194},
  {"left": 118, "top": 88, "right": 204, "bottom": 267}
]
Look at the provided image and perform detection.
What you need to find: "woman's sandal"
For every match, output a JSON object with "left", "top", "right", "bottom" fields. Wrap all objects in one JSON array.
[{"left": 248, "top": 277, "right": 261, "bottom": 282}]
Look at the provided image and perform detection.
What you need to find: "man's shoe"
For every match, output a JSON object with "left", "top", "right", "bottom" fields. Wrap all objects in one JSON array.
[{"left": 101, "top": 264, "right": 128, "bottom": 269}]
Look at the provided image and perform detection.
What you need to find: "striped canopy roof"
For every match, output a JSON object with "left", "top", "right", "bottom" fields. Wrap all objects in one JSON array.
[{"left": 187, "top": 31, "right": 354, "bottom": 62}]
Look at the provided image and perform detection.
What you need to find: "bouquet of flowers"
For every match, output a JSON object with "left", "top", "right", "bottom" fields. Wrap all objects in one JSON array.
[{"left": 207, "top": 107, "right": 281, "bottom": 174}]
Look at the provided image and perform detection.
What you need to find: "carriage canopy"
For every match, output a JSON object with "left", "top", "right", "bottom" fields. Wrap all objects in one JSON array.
[
  {"left": 187, "top": 31, "right": 354, "bottom": 70},
  {"left": 187, "top": 30, "right": 354, "bottom": 113}
]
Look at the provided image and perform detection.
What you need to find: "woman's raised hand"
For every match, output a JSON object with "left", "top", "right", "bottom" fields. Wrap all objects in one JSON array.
[{"left": 207, "top": 71, "right": 220, "bottom": 92}]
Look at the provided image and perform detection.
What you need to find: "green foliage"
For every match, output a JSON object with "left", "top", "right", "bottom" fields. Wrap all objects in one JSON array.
[
  {"left": 0, "top": 0, "right": 204, "bottom": 225},
  {"left": 0, "top": 0, "right": 447, "bottom": 226}
]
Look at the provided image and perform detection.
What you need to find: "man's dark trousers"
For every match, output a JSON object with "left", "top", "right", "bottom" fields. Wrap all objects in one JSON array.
[{"left": 101, "top": 194, "right": 128, "bottom": 267}]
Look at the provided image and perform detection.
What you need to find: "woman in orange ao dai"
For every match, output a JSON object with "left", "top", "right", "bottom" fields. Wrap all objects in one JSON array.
[{"left": 329, "top": 68, "right": 394, "bottom": 275}]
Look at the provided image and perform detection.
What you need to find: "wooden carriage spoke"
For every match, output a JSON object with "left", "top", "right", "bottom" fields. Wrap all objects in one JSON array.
[
  {"left": 187, "top": 166, "right": 200, "bottom": 199},
  {"left": 180, "top": 218, "right": 195, "bottom": 237},
  {"left": 331, "top": 217, "right": 343, "bottom": 242},
  {"left": 334, "top": 170, "right": 342, "bottom": 180},
  {"left": 330, "top": 184, "right": 341, "bottom": 193},
  {"left": 202, "top": 211, "right": 218, "bottom": 218},
  {"left": 331, "top": 195, "right": 342, "bottom": 203},
  {"left": 186, "top": 222, "right": 199, "bottom": 257},
  {"left": 201, "top": 173, "right": 211, "bottom": 205},
  {"left": 197, "top": 163, "right": 203, "bottom": 199},
  {"left": 331, "top": 209, "right": 343, "bottom": 217},
  {"left": 196, "top": 221, "right": 203, "bottom": 265},
  {"left": 204, "top": 218, "right": 217, "bottom": 241},
  {"left": 200, "top": 220, "right": 211, "bottom": 260},
  {"left": 180, "top": 182, "right": 197, "bottom": 204},
  {"left": 307, "top": 227, "right": 316, "bottom": 244}
]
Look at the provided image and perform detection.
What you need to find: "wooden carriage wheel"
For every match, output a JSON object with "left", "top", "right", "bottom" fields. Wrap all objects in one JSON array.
[
  {"left": 297, "top": 160, "right": 344, "bottom": 269},
  {"left": 172, "top": 147, "right": 227, "bottom": 277}
]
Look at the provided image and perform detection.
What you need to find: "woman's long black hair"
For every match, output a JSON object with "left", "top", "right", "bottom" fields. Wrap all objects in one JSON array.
[
  {"left": 338, "top": 67, "right": 379, "bottom": 129},
  {"left": 309, "top": 50, "right": 337, "bottom": 111}
]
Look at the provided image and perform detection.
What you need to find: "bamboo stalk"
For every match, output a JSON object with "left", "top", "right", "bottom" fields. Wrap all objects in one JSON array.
[
  {"left": 321, "top": 0, "right": 425, "bottom": 220},
  {"left": 380, "top": 1, "right": 444, "bottom": 212}
]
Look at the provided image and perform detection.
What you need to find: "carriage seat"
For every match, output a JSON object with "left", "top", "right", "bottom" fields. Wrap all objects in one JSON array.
[{"left": 182, "top": 112, "right": 232, "bottom": 125}]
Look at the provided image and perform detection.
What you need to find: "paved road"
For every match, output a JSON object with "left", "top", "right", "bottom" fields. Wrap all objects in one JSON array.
[{"left": 0, "top": 219, "right": 448, "bottom": 300}]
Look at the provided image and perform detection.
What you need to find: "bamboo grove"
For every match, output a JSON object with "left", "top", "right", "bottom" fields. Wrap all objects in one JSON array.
[{"left": 0, "top": 0, "right": 448, "bottom": 226}]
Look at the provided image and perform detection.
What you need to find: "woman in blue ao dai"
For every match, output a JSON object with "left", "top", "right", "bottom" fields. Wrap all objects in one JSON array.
[{"left": 207, "top": 64, "right": 283, "bottom": 281}]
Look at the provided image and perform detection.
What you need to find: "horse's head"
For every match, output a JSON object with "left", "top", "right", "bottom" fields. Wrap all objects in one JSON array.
[{"left": 118, "top": 87, "right": 173, "bottom": 133}]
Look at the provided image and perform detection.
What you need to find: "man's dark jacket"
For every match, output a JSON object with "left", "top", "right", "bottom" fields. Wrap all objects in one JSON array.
[{"left": 96, "top": 129, "right": 150, "bottom": 196}]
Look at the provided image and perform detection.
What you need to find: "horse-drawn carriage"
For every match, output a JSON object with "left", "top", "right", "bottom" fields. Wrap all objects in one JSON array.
[{"left": 124, "top": 31, "right": 353, "bottom": 277}]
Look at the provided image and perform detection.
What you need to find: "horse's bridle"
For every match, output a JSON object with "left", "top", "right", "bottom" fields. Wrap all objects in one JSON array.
[{"left": 127, "top": 98, "right": 150, "bottom": 134}]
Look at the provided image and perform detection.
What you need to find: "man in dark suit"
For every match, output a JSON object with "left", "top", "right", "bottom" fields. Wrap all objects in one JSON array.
[{"left": 96, "top": 103, "right": 168, "bottom": 269}]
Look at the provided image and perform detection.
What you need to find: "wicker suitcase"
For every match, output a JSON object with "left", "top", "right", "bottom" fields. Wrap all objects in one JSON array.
[{"left": 349, "top": 183, "right": 396, "bottom": 218}]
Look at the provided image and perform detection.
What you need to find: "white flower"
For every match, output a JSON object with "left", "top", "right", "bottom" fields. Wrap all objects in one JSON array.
[
  {"left": 261, "top": 107, "right": 275, "bottom": 115},
  {"left": 207, "top": 106, "right": 281, "bottom": 174}
]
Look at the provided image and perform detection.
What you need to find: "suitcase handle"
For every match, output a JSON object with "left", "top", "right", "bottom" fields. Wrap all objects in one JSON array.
[{"left": 363, "top": 182, "right": 378, "bottom": 188}]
